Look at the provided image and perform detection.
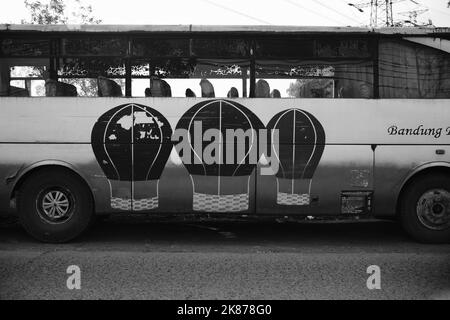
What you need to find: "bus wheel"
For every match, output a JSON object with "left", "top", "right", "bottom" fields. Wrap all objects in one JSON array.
[
  {"left": 400, "top": 174, "right": 450, "bottom": 243},
  {"left": 17, "top": 169, "right": 93, "bottom": 243}
]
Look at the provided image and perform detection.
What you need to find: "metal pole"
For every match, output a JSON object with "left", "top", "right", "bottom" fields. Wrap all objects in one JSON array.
[
  {"left": 390, "top": 0, "right": 394, "bottom": 26},
  {"left": 386, "top": 0, "right": 389, "bottom": 27},
  {"left": 370, "top": 0, "right": 374, "bottom": 28},
  {"left": 374, "top": 0, "right": 378, "bottom": 28}
]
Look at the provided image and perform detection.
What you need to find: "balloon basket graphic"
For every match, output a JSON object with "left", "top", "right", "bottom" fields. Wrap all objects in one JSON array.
[
  {"left": 277, "top": 193, "right": 310, "bottom": 206},
  {"left": 110, "top": 197, "right": 158, "bottom": 211},
  {"left": 193, "top": 193, "right": 249, "bottom": 213},
  {"left": 108, "top": 180, "right": 132, "bottom": 210},
  {"left": 191, "top": 175, "right": 251, "bottom": 213},
  {"left": 276, "top": 178, "right": 312, "bottom": 206},
  {"left": 132, "top": 180, "right": 160, "bottom": 211},
  {"left": 107, "top": 176, "right": 160, "bottom": 211},
  {"left": 110, "top": 197, "right": 132, "bottom": 211}
]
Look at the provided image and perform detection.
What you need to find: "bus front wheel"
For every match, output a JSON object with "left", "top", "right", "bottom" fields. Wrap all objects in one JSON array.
[
  {"left": 17, "top": 169, "right": 94, "bottom": 243},
  {"left": 400, "top": 174, "right": 450, "bottom": 243}
]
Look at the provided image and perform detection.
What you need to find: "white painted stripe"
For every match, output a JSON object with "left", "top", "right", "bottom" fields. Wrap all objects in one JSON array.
[
  {"left": 271, "top": 109, "right": 293, "bottom": 179},
  {"left": 103, "top": 104, "right": 132, "bottom": 181},
  {"left": 292, "top": 110, "right": 296, "bottom": 194},
  {"left": 297, "top": 110, "right": 318, "bottom": 180},
  {"left": 187, "top": 100, "right": 220, "bottom": 175},
  {"left": 132, "top": 104, "right": 163, "bottom": 181}
]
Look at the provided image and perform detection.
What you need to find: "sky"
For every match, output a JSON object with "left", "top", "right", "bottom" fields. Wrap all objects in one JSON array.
[{"left": 0, "top": 0, "right": 449, "bottom": 27}]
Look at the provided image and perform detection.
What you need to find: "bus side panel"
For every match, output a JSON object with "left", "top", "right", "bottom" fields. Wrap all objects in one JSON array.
[
  {"left": 0, "top": 144, "right": 131, "bottom": 214},
  {"left": 374, "top": 145, "right": 450, "bottom": 217},
  {"left": 256, "top": 145, "right": 374, "bottom": 215}
]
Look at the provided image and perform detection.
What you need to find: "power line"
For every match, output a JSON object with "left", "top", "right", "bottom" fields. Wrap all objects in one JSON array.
[
  {"left": 416, "top": 1, "right": 450, "bottom": 17},
  {"left": 199, "top": 0, "right": 272, "bottom": 25},
  {"left": 282, "top": 0, "right": 347, "bottom": 25},
  {"left": 311, "top": 0, "right": 363, "bottom": 24},
  {"left": 336, "top": 0, "right": 370, "bottom": 26}
]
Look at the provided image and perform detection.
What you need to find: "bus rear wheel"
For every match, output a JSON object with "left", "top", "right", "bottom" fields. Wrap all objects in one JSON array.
[
  {"left": 400, "top": 174, "right": 450, "bottom": 243},
  {"left": 17, "top": 169, "right": 93, "bottom": 243}
]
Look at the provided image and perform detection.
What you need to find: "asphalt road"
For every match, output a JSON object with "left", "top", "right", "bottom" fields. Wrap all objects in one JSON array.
[{"left": 0, "top": 215, "right": 449, "bottom": 300}]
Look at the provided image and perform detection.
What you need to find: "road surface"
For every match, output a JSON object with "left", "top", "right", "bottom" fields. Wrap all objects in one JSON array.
[{"left": 0, "top": 215, "right": 449, "bottom": 300}]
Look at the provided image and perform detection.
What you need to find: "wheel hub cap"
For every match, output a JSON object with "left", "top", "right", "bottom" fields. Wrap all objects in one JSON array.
[
  {"left": 417, "top": 189, "right": 450, "bottom": 231},
  {"left": 37, "top": 188, "right": 74, "bottom": 224}
]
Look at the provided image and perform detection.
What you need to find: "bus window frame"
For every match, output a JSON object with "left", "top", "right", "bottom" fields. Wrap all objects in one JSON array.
[{"left": 1, "top": 32, "right": 381, "bottom": 98}]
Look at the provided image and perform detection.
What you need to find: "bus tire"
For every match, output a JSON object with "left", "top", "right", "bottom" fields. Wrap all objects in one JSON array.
[
  {"left": 17, "top": 169, "right": 93, "bottom": 243},
  {"left": 399, "top": 174, "right": 450, "bottom": 243}
]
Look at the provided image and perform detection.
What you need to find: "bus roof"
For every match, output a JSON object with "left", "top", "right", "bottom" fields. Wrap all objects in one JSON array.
[{"left": 1, "top": 24, "right": 449, "bottom": 36}]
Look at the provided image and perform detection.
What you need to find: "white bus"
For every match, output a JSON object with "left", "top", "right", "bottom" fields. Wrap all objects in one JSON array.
[{"left": 0, "top": 24, "right": 449, "bottom": 243}]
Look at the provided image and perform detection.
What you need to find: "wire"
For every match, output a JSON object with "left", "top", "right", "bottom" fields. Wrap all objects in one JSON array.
[
  {"left": 311, "top": 0, "right": 364, "bottom": 24},
  {"left": 417, "top": 1, "right": 450, "bottom": 17},
  {"left": 199, "top": 0, "right": 273, "bottom": 25},
  {"left": 282, "top": 0, "right": 347, "bottom": 25},
  {"left": 337, "top": 0, "right": 372, "bottom": 26}
]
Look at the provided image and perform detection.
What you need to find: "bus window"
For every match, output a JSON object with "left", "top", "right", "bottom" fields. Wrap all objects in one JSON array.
[
  {"left": 379, "top": 39, "right": 450, "bottom": 99},
  {"left": 58, "top": 78, "right": 98, "bottom": 97},
  {"left": 255, "top": 37, "right": 371, "bottom": 59},
  {"left": 132, "top": 38, "right": 190, "bottom": 57},
  {"left": 131, "top": 58, "right": 249, "bottom": 98},
  {"left": 192, "top": 38, "right": 250, "bottom": 58},
  {"left": 1, "top": 38, "right": 50, "bottom": 57},
  {"left": 6, "top": 65, "right": 47, "bottom": 97},
  {"left": 58, "top": 57, "right": 126, "bottom": 97},
  {"left": 8, "top": 80, "right": 30, "bottom": 96},
  {"left": 1, "top": 37, "right": 50, "bottom": 96},
  {"left": 253, "top": 37, "right": 373, "bottom": 98},
  {"left": 61, "top": 37, "right": 127, "bottom": 57},
  {"left": 255, "top": 60, "right": 373, "bottom": 98}
]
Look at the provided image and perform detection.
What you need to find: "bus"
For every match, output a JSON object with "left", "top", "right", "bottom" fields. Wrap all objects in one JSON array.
[{"left": 0, "top": 24, "right": 449, "bottom": 243}]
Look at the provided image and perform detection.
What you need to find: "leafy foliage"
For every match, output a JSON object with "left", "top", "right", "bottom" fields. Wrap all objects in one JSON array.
[
  {"left": 22, "top": 0, "right": 102, "bottom": 25},
  {"left": 20, "top": 0, "right": 102, "bottom": 96}
]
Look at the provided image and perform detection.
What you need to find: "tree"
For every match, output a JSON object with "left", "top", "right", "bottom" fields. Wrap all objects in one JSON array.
[
  {"left": 21, "top": 0, "right": 102, "bottom": 96},
  {"left": 286, "top": 79, "right": 306, "bottom": 98},
  {"left": 287, "top": 79, "right": 334, "bottom": 98},
  {"left": 22, "top": 0, "right": 66, "bottom": 24},
  {"left": 22, "top": 0, "right": 102, "bottom": 24}
]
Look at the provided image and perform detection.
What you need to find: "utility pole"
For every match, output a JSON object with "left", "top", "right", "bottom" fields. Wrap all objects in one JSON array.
[
  {"left": 348, "top": 0, "right": 430, "bottom": 27},
  {"left": 349, "top": 0, "right": 394, "bottom": 28}
]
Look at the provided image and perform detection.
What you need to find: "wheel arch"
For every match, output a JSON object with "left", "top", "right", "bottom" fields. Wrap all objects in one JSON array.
[
  {"left": 396, "top": 162, "right": 450, "bottom": 215},
  {"left": 10, "top": 161, "right": 96, "bottom": 212}
]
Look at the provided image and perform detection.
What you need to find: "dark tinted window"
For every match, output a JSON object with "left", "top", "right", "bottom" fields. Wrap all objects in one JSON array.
[
  {"left": 254, "top": 38, "right": 314, "bottom": 58},
  {"left": 0, "top": 38, "right": 50, "bottom": 57},
  {"left": 61, "top": 37, "right": 127, "bottom": 56},
  {"left": 192, "top": 39, "right": 250, "bottom": 58},
  {"left": 316, "top": 39, "right": 370, "bottom": 58},
  {"left": 132, "top": 38, "right": 190, "bottom": 57},
  {"left": 379, "top": 39, "right": 450, "bottom": 98}
]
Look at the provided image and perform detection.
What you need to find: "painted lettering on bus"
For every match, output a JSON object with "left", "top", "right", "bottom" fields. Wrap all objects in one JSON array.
[{"left": 388, "top": 125, "right": 443, "bottom": 139}]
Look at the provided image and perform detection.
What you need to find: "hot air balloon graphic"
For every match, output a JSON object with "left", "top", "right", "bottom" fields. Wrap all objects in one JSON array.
[
  {"left": 91, "top": 103, "right": 172, "bottom": 211},
  {"left": 175, "top": 99, "right": 264, "bottom": 212},
  {"left": 266, "top": 109, "right": 325, "bottom": 206}
]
